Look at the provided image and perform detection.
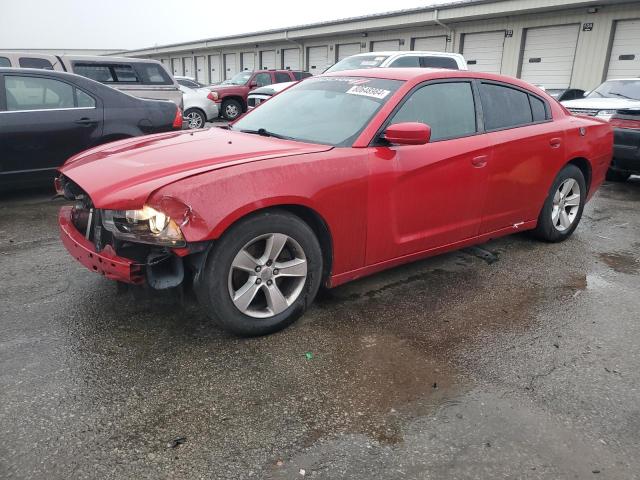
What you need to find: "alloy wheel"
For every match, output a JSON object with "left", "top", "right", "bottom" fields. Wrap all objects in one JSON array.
[
  {"left": 227, "top": 233, "right": 308, "bottom": 318},
  {"left": 185, "top": 111, "right": 203, "bottom": 129},
  {"left": 551, "top": 178, "right": 581, "bottom": 231}
]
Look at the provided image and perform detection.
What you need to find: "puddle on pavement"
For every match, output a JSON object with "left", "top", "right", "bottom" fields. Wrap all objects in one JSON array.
[{"left": 599, "top": 251, "right": 639, "bottom": 275}]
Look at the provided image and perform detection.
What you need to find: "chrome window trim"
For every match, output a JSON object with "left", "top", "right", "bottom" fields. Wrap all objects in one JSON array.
[{"left": 0, "top": 106, "right": 97, "bottom": 114}]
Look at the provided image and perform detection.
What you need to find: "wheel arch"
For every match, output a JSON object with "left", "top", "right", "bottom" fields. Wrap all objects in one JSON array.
[
  {"left": 566, "top": 157, "right": 592, "bottom": 194},
  {"left": 211, "top": 202, "right": 334, "bottom": 284},
  {"left": 222, "top": 95, "right": 246, "bottom": 110}
]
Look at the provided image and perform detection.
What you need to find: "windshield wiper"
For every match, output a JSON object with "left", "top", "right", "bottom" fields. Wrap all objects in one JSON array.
[
  {"left": 609, "top": 92, "right": 634, "bottom": 100},
  {"left": 240, "top": 128, "right": 294, "bottom": 140}
]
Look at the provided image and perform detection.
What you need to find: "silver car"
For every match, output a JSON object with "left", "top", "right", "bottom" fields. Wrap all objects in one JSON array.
[{"left": 179, "top": 84, "right": 219, "bottom": 129}]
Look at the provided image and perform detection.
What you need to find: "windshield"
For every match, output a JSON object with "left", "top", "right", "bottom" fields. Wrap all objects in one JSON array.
[
  {"left": 325, "top": 55, "right": 390, "bottom": 73},
  {"left": 232, "top": 76, "right": 403, "bottom": 146},
  {"left": 587, "top": 80, "right": 640, "bottom": 101},
  {"left": 222, "top": 71, "right": 253, "bottom": 85}
]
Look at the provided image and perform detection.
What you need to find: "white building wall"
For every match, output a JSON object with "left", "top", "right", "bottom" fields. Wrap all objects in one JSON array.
[{"left": 128, "top": 1, "right": 640, "bottom": 90}]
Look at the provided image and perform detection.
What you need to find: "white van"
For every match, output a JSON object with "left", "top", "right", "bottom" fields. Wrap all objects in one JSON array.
[{"left": 0, "top": 52, "right": 182, "bottom": 107}]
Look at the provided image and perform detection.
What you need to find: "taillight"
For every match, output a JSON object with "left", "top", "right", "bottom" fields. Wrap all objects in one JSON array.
[
  {"left": 172, "top": 107, "right": 183, "bottom": 129},
  {"left": 609, "top": 116, "right": 640, "bottom": 130}
]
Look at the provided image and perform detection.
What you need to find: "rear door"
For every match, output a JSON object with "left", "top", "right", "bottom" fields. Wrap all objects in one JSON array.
[
  {"left": 0, "top": 73, "right": 101, "bottom": 182},
  {"left": 367, "top": 80, "right": 491, "bottom": 263},
  {"left": 477, "top": 81, "right": 562, "bottom": 233}
]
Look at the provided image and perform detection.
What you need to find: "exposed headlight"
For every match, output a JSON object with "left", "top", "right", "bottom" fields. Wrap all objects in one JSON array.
[
  {"left": 596, "top": 109, "right": 617, "bottom": 120},
  {"left": 102, "top": 206, "right": 185, "bottom": 247},
  {"left": 208, "top": 91, "right": 219, "bottom": 101}
]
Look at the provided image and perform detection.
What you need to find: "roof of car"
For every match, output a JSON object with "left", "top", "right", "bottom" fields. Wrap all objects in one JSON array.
[{"left": 351, "top": 51, "right": 463, "bottom": 57}]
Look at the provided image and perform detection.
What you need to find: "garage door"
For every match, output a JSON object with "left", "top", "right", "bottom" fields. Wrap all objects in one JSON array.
[
  {"left": 372, "top": 40, "right": 400, "bottom": 51},
  {"left": 282, "top": 48, "right": 300, "bottom": 70},
  {"left": 337, "top": 43, "right": 361, "bottom": 61},
  {"left": 183, "top": 57, "right": 193, "bottom": 78},
  {"left": 224, "top": 53, "right": 237, "bottom": 80},
  {"left": 462, "top": 31, "right": 505, "bottom": 74},
  {"left": 241, "top": 52, "right": 255, "bottom": 71},
  {"left": 195, "top": 56, "right": 206, "bottom": 82},
  {"left": 520, "top": 24, "right": 580, "bottom": 89},
  {"left": 606, "top": 19, "right": 640, "bottom": 79},
  {"left": 260, "top": 50, "right": 276, "bottom": 70},
  {"left": 209, "top": 54, "right": 221, "bottom": 83},
  {"left": 307, "top": 46, "right": 329, "bottom": 74},
  {"left": 413, "top": 36, "right": 447, "bottom": 52},
  {"left": 171, "top": 58, "right": 181, "bottom": 76}
]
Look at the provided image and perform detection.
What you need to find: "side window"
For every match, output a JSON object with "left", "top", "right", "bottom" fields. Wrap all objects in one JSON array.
[
  {"left": 530, "top": 95, "right": 547, "bottom": 122},
  {"left": 134, "top": 63, "right": 173, "bottom": 85},
  {"left": 390, "top": 82, "right": 477, "bottom": 141},
  {"left": 112, "top": 64, "right": 139, "bottom": 83},
  {"left": 479, "top": 83, "right": 533, "bottom": 130},
  {"left": 73, "top": 64, "right": 115, "bottom": 82},
  {"left": 76, "top": 89, "right": 96, "bottom": 108},
  {"left": 19, "top": 57, "right": 54, "bottom": 70},
  {"left": 275, "top": 72, "right": 291, "bottom": 83},
  {"left": 419, "top": 56, "right": 459, "bottom": 69},
  {"left": 389, "top": 56, "right": 420, "bottom": 68},
  {"left": 0, "top": 57, "right": 11, "bottom": 67},
  {"left": 5, "top": 76, "right": 74, "bottom": 111},
  {"left": 254, "top": 73, "right": 272, "bottom": 87},
  {"left": 293, "top": 71, "right": 312, "bottom": 80}
]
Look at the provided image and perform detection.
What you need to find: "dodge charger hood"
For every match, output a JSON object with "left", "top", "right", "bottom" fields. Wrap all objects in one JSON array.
[{"left": 60, "top": 128, "right": 332, "bottom": 209}]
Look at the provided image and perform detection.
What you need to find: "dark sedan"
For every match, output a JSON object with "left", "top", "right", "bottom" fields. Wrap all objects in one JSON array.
[{"left": 0, "top": 68, "right": 183, "bottom": 189}]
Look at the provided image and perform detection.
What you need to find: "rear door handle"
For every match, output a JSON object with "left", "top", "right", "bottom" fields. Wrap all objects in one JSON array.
[
  {"left": 549, "top": 137, "right": 562, "bottom": 148},
  {"left": 75, "top": 117, "right": 97, "bottom": 126},
  {"left": 471, "top": 155, "right": 488, "bottom": 168}
]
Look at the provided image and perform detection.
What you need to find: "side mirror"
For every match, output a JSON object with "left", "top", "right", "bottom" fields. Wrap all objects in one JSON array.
[
  {"left": 383, "top": 122, "right": 431, "bottom": 145},
  {"left": 249, "top": 81, "right": 258, "bottom": 89}
]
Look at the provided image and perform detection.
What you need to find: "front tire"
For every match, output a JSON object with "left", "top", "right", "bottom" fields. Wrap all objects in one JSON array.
[
  {"left": 221, "top": 99, "right": 242, "bottom": 120},
  {"left": 184, "top": 108, "right": 206, "bottom": 129},
  {"left": 196, "top": 210, "right": 323, "bottom": 336},
  {"left": 532, "top": 164, "right": 586, "bottom": 242}
]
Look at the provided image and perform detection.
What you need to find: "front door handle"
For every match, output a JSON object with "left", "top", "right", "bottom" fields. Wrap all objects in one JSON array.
[
  {"left": 471, "top": 155, "right": 488, "bottom": 168},
  {"left": 549, "top": 137, "right": 562, "bottom": 148}
]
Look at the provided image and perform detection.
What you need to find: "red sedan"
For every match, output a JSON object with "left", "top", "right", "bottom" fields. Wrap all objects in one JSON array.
[{"left": 57, "top": 68, "right": 613, "bottom": 336}]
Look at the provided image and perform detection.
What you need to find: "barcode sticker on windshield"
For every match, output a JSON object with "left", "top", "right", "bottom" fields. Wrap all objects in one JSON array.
[{"left": 346, "top": 85, "right": 390, "bottom": 99}]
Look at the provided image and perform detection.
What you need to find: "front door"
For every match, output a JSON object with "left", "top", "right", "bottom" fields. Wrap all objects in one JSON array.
[
  {"left": 0, "top": 73, "right": 100, "bottom": 183},
  {"left": 366, "top": 80, "right": 491, "bottom": 264}
]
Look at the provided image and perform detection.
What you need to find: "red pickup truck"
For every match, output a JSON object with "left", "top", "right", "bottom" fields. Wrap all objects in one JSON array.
[{"left": 210, "top": 69, "right": 311, "bottom": 119}]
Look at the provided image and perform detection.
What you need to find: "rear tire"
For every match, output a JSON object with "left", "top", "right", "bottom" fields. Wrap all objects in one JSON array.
[
  {"left": 605, "top": 169, "right": 630, "bottom": 182},
  {"left": 196, "top": 210, "right": 323, "bottom": 336},
  {"left": 184, "top": 108, "right": 206, "bottom": 129},
  {"left": 531, "top": 164, "right": 586, "bottom": 243}
]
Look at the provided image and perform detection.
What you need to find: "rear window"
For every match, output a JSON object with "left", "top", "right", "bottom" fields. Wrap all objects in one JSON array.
[
  {"left": 73, "top": 62, "right": 172, "bottom": 85},
  {"left": 292, "top": 71, "right": 312, "bottom": 80},
  {"left": 275, "top": 72, "right": 291, "bottom": 83},
  {"left": 19, "top": 57, "right": 54, "bottom": 70},
  {"left": 0, "top": 57, "right": 11, "bottom": 67},
  {"left": 480, "top": 82, "right": 534, "bottom": 130},
  {"left": 112, "top": 64, "right": 139, "bottom": 83},
  {"left": 73, "top": 63, "right": 115, "bottom": 82},
  {"left": 419, "top": 56, "right": 459, "bottom": 70},
  {"left": 134, "top": 63, "right": 173, "bottom": 85}
]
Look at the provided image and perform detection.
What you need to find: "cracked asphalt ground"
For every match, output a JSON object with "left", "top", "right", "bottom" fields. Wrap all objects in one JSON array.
[{"left": 1, "top": 178, "right": 639, "bottom": 480}]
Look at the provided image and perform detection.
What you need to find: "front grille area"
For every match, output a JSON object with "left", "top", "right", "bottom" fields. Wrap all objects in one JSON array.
[{"left": 568, "top": 108, "right": 600, "bottom": 116}]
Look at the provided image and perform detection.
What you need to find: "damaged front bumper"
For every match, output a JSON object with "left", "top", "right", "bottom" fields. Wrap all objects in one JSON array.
[{"left": 59, "top": 206, "right": 145, "bottom": 284}]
